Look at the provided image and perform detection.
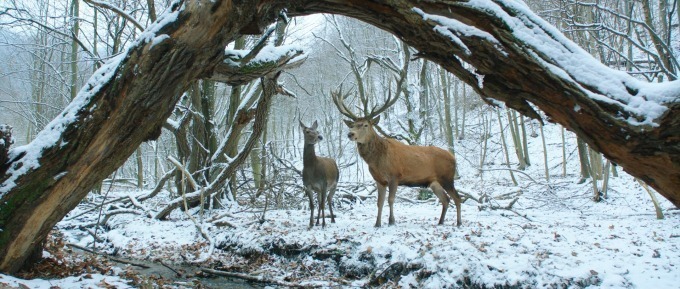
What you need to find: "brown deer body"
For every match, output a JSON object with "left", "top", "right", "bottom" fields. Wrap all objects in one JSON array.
[
  {"left": 334, "top": 90, "right": 461, "bottom": 227},
  {"left": 300, "top": 120, "right": 339, "bottom": 228}
]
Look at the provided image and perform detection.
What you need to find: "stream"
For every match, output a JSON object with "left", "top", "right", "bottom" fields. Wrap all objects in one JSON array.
[
  {"left": 113, "top": 258, "right": 263, "bottom": 288},
  {"left": 68, "top": 245, "right": 262, "bottom": 288}
]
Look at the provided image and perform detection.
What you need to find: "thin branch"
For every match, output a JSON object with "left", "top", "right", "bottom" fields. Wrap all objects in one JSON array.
[{"left": 83, "top": 0, "right": 144, "bottom": 31}]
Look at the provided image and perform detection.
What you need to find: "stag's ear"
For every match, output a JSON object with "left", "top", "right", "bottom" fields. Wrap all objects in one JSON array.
[
  {"left": 343, "top": 119, "right": 353, "bottom": 128},
  {"left": 311, "top": 120, "right": 318, "bottom": 129},
  {"left": 371, "top": 115, "right": 381, "bottom": 125}
]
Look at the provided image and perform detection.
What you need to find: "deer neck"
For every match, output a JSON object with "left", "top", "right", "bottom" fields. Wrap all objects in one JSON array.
[
  {"left": 303, "top": 143, "right": 318, "bottom": 166},
  {"left": 357, "top": 132, "right": 387, "bottom": 165}
]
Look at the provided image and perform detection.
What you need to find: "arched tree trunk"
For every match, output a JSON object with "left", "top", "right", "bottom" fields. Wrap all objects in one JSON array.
[
  {"left": 1, "top": 0, "right": 678, "bottom": 273},
  {"left": 286, "top": 0, "right": 680, "bottom": 203}
]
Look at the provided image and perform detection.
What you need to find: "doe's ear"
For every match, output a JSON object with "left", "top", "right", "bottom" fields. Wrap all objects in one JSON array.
[
  {"left": 311, "top": 120, "right": 318, "bottom": 129},
  {"left": 299, "top": 120, "right": 306, "bottom": 129},
  {"left": 343, "top": 119, "right": 353, "bottom": 128},
  {"left": 371, "top": 115, "right": 381, "bottom": 125}
]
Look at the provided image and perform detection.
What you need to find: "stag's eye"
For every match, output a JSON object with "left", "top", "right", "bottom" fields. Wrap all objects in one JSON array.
[{"left": 363, "top": 124, "right": 368, "bottom": 128}]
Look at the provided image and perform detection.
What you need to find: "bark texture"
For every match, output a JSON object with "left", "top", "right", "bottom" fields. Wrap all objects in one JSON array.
[{"left": 0, "top": 0, "right": 678, "bottom": 273}]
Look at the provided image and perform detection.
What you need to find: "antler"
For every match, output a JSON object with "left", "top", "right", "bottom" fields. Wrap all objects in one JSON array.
[
  {"left": 332, "top": 80, "right": 401, "bottom": 120},
  {"left": 366, "top": 84, "right": 399, "bottom": 119},
  {"left": 331, "top": 87, "right": 360, "bottom": 120}
]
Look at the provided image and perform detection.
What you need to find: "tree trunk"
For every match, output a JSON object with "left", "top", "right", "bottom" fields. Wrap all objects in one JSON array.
[
  {"left": 460, "top": 82, "right": 467, "bottom": 140},
  {"left": 441, "top": 67, "right": 459, "bottom": 178},
  {"left": 69, "top": 0, "right": 80, "bottom": 100},
  {"left": 561, "top": 127, "right": 567, "bottom": 177},
  {"left": 496, "top": 109, "right": 518, "bottom": 185},
  {"left": 136, "top": 147, "right": 144, "bottom": 189},
  {"left": 540, "top": 123, "right": 550, "bottom": 182},
  {"left": 287, "top": 0, "right": 680, "bottom": 205},
  {"left": 520, "top": 115, "right": 530, "bottom": 166},
  {"left": 1, "top": 0, "right": 679, "bottom": 273},
  {"left": 577, "top": 138, "right": 591, "bottom": 182},
  {"left": 507, "top": 109, "right": 527, "bottom": 170}
]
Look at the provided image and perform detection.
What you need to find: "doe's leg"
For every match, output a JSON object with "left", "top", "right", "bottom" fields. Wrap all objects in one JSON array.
[
  {"left": 328, "top": 184, "right": 336, "bottom": 223},
  {"left": 305, "top": 187, "right": 314, "bottom": 228},
  {"left": 320, "top": 189, "right": 327, "bottom": 227}
]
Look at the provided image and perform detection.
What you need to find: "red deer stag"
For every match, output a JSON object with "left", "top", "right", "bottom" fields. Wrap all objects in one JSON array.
[
  {"left": 300, "top": 120, "right": 339, "bottom": 228},
  {"left": 332, "top": 90, "right": 462, "bottom": 227}
]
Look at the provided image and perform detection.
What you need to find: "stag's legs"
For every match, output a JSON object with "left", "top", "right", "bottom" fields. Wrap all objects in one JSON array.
[
  {"left": 388, "top": 180, "right": 398, "bottom": 225},
  {"left": 446, "top": 185, "right": 462, "bottom": 227},
  {"left": 430, "top": 182, "right": 451, "bottom": 225},
  {"left": 305, "top": 187, "right": 315, "bottom": 228},
  {"left": 375, "top": 182, "right": 387, "bottom": 227}
]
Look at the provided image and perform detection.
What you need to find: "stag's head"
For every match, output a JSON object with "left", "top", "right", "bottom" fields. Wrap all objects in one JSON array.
[
  {"left": 300, "top": 120, "right": 323, "bottom": 145},
  {"left": 344, "top": 117, "right": 380, "bottom": 144},
  {"left": 332, "top": 87, "right": 398, "bottom": 144}
]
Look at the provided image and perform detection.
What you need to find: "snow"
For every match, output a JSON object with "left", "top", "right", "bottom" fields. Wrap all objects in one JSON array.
[
  {"left": 3, "top": 119, "right": 677, "bottom": 288},
  {"left": 149, "top": 34, "right": 170, "bottom": 49},
  {"left": 413, "top": 7, "right": 504, "bottom": 56},
  {"left": 224, "top": 44, "right": 306, "bottom": 67},
  {"left": 0, "top": 273, "right": 134, "bottom": 289},
  {"left": 415, "top": 0, "right": 679, "bottom": 127}
]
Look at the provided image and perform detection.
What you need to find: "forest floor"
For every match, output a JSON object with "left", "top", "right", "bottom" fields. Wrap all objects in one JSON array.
[{"left": 1, "top": 169, "right": 678, "bottom": 288}]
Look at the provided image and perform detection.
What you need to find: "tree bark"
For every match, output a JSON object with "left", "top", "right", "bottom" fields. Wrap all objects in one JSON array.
[{"left": 1, "top": 0, "right": 679, "bottom": 273}]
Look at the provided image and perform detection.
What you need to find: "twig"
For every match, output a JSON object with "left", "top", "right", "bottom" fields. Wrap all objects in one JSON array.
[
  {"left": 159, "top": 260, "right": 182, "bottom": 277},
  {"left": 481, "top": 168, "right": 543, "bottom": 185},
  {"left": 94, "top": 170, "right": 117, "bottom": 251},
  {"left": 82, "top": 0, "right": 144, "bottom": 31},
  {"left": 66, "top": 243, "right": 150, "bottom": 269},
  {"left": 65, "top": 168, "right": 174, "bottom": 221},
  {"left": 168, "top": 156, "right": 215, "bottom": 263},
  {"left": 200, "top": 268, "right": 325, "bottom": 288},
  {"left": 637, "top": 178, "right": 664, "bottom": 219}
]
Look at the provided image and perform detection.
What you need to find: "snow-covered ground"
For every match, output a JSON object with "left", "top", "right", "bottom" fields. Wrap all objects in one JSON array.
[{"left": 1, "top": 119, "right": 678, "bottom": 288}]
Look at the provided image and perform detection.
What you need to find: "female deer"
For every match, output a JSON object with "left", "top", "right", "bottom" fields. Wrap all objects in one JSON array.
[{"left": 300, "top": 120, "right": 339, "bottom": 228}]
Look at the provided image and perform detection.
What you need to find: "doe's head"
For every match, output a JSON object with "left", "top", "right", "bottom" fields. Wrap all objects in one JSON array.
[
  {"left": 300, "top": 120, "right": 323, "bottom": 145},
  {"left": 343, "top": 116, "right": 380, "bottom": 144}
]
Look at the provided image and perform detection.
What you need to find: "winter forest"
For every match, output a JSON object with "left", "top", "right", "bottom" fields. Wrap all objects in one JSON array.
[{"left": 0, "top": 0, "right": 679, "bottom": 288}]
